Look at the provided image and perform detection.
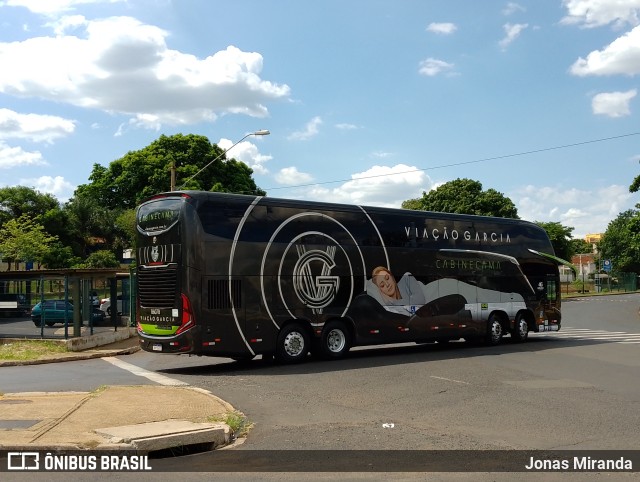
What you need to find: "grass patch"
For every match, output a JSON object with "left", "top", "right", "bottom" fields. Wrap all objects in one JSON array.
[
  {"left": 0, "top": 340, "right": 67, "bottom": 361},
  {"left": 209, "top": 410, "right": 253, "bottom": 438}
]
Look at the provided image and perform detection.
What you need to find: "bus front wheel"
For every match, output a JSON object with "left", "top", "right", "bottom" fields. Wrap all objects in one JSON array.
[
  {"left": 276, "top": 323, "right": 309, "bottom": 363},
  {"left": 317, "top": 321, "right": 351, "bottom": 360}
]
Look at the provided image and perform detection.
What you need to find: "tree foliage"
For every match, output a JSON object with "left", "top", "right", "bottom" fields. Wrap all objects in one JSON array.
[
  {"left": 41, "top": 242, "right": 81, "bottom": 269},
  {"left": 0, "top": 215, "right": 58, "bottom": 269},
  {"left": 630, "top": 161, "right": 640, "bottom": 194},
  {"left": 599, "top": 209, "right": 640, "bottom": 273},
  {"left": 75, "top": 250, "right": 120, "bottom": 268},
  {"left": 570, "top": 238, "right": 592, "bottom": 255},
  {"left": 534, "top": 221, "right": 574, "bottom": 261},
  {"left": 0, "top": 186, "right": 60, "bottom": 227},
  {"left": 75, "top": 133, "right": 266, "bottom": 211},
  {"left": 402, "top": 178, "right": 519, "bottom": 218}
]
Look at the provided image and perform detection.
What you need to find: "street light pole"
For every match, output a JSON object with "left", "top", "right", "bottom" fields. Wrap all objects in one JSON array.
[{"left": 176, "top": 130, "right": 270, "bottom": 191}]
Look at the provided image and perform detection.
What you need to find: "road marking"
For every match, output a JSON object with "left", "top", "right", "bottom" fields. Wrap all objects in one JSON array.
[
  {"left": 101, "top": 357, "right": 188, "bottom": 386},
  {"left": 533, "top": 327, "right": 640, "bottom": 345},
  {"left": 430, "top": 376, "right": 470, "bottom": 385}
]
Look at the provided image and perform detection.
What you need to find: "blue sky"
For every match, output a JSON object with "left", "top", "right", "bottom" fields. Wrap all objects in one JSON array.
[{"left": 0, "top": 0, "right": 639, "bottom": 238}]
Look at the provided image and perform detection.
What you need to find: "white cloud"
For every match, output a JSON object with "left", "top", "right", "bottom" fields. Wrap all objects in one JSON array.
[
  {"left": 295, "top": 164, "right": 432, "bottom": 208},
  {"left": 570, "top": 25, "right": 640, "bottom": 76},
  {"left": 1, "top": 0, "right": 127, "bottom": 16},
  {"left": 510, "top": 183, "right": 634, "bottom": 237},
  {"left": 218, "top": 137, "right": 272, "bottom": 175},
  {"left": 0, "top": 108, "right": 75, "bottom": 143},
  {"left": 20, "top": 175, "right": 75, "bottom": 201},
  {"left": 0, "top": 141, "right": 46, "bottom": 168},
  {"left": 335, "top": 123, "right": 358, "bottom": 130},
  {"left": 371, "top": 151, "right": 394, "bottom": 159},
  {"left": 418, "top": 58, "right": 455, "bottom": 77},
  {"left": 561, "top": 0, "right": 640, "bottom": 29},
  {"left": 499, "top": 23, "right": 528, "bottom": 50},
  {"left": 426, "top": 22, "right": 457, "bottom": 35},
  {"left": 503, "top": 2, "right": 526, "bottom": 16},
  {"left": 288, "top": 116, "right": 322, "bottom": 141},
  {"left": 0, "top": 17, "right": 290, "bottom": 129},
  {"left": 591, "top": 89, "right": 637, "bottom": 117},
  {"left": 275, "top": 166, "right": 313, "bottom": 185}
]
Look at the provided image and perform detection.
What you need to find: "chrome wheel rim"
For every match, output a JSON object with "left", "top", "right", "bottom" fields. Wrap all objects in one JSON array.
[
  {"left": 283, "top": 331, "right": 305, "bottom": 357},
  {"left": 327, "top": 328, "right": 346, "bottom": 353},
  {"left": 517, "top": 319, "right": 528, "bottom": 339},
  {"left": 491, "top": 320, "right": 502, "bottom": 343}
]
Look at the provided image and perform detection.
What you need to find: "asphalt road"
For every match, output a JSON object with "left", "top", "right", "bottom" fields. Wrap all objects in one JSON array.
[
  {"left": 2, "top": 293, "right": 640, "bottom": 478},
  {"left": 95, "top": 294, "right": 632, "bottom": 450}
]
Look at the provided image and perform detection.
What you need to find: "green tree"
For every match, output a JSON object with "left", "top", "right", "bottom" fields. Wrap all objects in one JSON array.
[
  {"left": 41, "top": 242, "right": 82, "bottom": 269},
  {"left": 114, "top": 209, "right": 137, "bottom": 255},
  {"left": 630, "top": 161, "right": 640, "bottom": 193},
  {"left": 64, "top": 195, "right": 102, "bottom": 256},
  {"left": 75, "top": 133, "right": 266, "bottom": 211},
  {"left": 0, "top": 215, "right": 58, "bottom": 270},
  {"left": 402, "top": 178, "right": 519, "bottom": 218},
  {"left": 570, "top": 238, "right": 592, "bottom": 255},
  {"left": 0, "top": 186, "right": 60, "bottom": 227},
  {"left": 75, "top": 250, "right": 120, "bottom": 268},
  {"left": 599, "top": 209, "right": 640, "bottom": 273},
  {"left": 535, "top": 221, "right": 574, "bottom": 261}
]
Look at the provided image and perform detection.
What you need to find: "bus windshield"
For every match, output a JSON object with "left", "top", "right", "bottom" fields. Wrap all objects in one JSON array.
[{"left": 137, "top": 197, "right": 184, "bottom": 235}]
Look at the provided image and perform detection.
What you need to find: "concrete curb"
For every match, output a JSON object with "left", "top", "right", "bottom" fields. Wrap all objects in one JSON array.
[
  {"left": 0, "top": 386, "right": 239, "bottom": 452},
  {"left": 64, "top": 327, "right": 137, "bottom": 351},
  {"left": 0, "top": 344, "right": 140, "bottom": 367},
  {"left": 0, "top": 329, "right": 140, "bottom": 367},
  {"left": 95, "top": 420, "right": 231, "bottom": 451}
]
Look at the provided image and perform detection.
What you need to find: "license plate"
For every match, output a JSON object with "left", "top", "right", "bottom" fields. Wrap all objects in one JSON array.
[{"left": 152, "top": 344, "right": 162, "bottom": 352}]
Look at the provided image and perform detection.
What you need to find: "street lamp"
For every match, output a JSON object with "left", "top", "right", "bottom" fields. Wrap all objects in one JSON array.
[{"left": 175, "top": 129, "right": 270, "bottom": 191}]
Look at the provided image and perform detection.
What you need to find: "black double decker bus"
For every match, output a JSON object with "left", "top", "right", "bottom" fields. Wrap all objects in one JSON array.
[{"left": 135, "top": 191, "right": 566, "bottom": 363}]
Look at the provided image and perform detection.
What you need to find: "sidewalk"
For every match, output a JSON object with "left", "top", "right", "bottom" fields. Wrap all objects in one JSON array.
[{"left": 0, "top": 333, "right": 237, "bottom": 452}]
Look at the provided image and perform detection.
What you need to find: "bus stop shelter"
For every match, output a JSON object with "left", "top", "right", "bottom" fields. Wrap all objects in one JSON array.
[{"left": 0, "top": 268, "right": 133, "bottom": 339}]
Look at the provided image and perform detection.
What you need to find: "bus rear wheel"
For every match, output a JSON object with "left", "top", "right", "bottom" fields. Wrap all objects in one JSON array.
[
  {"left": 276, "top": 323, "right": 309, "bottom": 363},
  {"left": 485, "top": 315, "right": 503, "bottom": 346},
  {"left": 511, "top": 316, "right": 529, "bottom": 342},
  {"left": 317, "top": 321, "right": 351, "bottom": 360}
]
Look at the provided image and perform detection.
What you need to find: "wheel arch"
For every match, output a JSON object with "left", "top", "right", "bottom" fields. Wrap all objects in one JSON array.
[
  {"left": 515, "top": 309, "right": 536, "bottom": 331},
  {"left": 278, "top": 317, "right": 314, "bottom": 338},
  {"left": 488, "top": 309, "right": 509, "bottom": 328},
  {"left": 321, "top": 316, "right": 356, "bottom": 340}
]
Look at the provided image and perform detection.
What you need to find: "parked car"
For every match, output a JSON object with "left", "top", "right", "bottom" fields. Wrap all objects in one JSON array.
[
  {"left": 0, "top": 293, "right": 29, "bottom": 317},
  {"left": 99, "top": 295, "right": 124, "bottom": 316},
  {"left": 31, "top": 300, "right": 105, "bottom": 327}
]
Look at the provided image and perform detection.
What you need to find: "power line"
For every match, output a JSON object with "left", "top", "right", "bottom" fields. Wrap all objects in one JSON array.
[{"left": 263, "top": 131, "right": 640, "bottom": 192}]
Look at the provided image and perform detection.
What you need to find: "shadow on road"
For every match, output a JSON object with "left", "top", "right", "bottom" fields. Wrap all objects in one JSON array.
[{"left": 156, "top": 335, "right": 611, "bottom": 378}]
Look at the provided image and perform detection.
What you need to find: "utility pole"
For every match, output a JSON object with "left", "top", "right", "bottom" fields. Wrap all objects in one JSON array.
[{"left": 170, "top": 161, "right": 176, "bottom": 191}]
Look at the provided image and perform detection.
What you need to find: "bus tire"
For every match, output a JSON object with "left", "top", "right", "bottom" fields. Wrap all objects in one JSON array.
[
  {"left": 318, "top": 321, "right": 351, "bottom": 360},
  {"left": 512, "top": 316, "right": 529, "bottom": 342},
  {"left": 485, "top": 314, "right": 503, "bottom": 346},
  {"left": 276, "top": 322, "right": 309, "bottom": 363}
]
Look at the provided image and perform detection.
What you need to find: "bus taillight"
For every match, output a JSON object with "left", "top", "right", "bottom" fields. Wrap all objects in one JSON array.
[{"left": 175, "top": 293, "right": 195, "bottom": 335}]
